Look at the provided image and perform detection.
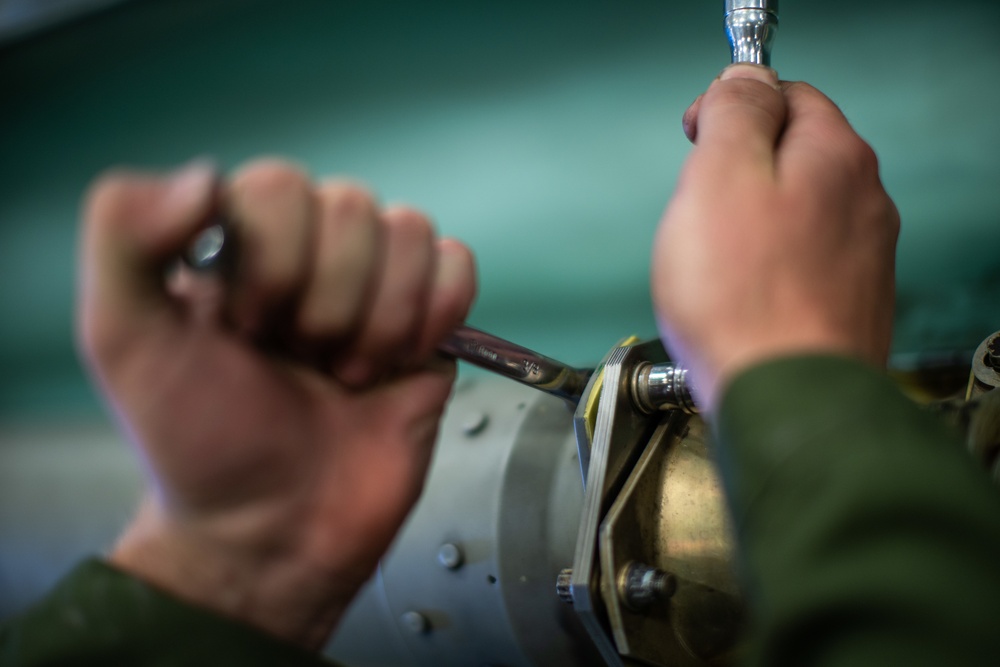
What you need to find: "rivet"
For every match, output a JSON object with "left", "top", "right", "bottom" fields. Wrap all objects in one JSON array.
[
  {"left": 400, "top": 610, "right": 430, "bottom": 635},
  {"left": 462, "top": 412, "right": 489, "bottom": 436},
  {"left": 437, "top": 543, "right": 464, "bottom": 570}
]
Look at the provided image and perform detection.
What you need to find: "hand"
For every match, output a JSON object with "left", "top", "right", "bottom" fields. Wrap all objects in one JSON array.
[
  {"left": 652, "top": 65, "right": 900, "bottom": 413},
  {"left": 77, "top": 159, "right": 476, "bottom": 648}
]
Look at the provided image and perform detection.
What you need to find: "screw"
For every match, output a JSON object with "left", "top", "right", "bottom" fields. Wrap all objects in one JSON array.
[
  {"left": 617, "top": 562, "right": 677, "bottom": 612},
  {"left": 400, "top": 610, "right": 430, "bottom": 635},
  {"left": 462, "top": 412, "right": 489, "bottom": 436},
  {"left": 556, "top": 568, "right": 574, "bottom": 604},
  {"left": 437, "top": 543, "right": 464, "bottom": 570}
]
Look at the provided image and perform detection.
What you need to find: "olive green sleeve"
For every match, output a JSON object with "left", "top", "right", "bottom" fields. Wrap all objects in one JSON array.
[
  {"left": 714, "top": 356, "right": 1000, "bottom": 667},
  {"left": 0, "top": 558, "right": 336, "bottom": 666}
]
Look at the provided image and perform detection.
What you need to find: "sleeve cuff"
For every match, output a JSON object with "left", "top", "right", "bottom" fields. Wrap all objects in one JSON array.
[
  {"left": 711, "top": 354, "right": 963, "bottom": 530},
  {"left": 2, "top": 558, "right": 335, "bottom": 666}
]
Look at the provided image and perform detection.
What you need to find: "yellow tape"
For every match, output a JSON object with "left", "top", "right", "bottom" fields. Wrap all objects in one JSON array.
[{"left": 583, "top": 335, "right": 640, "bottom": 444}]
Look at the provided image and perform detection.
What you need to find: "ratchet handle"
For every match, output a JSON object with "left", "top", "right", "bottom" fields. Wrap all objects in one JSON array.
[
  {"left": 185, "top": 225, "right": 591, "bottom": 405},
  {"left": 440, "top": 325, "right": 591, "bottom": 404}
]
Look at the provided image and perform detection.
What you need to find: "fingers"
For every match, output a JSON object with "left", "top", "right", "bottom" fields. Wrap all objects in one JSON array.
[
  {"left": 775, "top": 82, "right": 876, "bottom": 189},
  {"left": 681, "top": 94, "right": 703, "bottom": 143},
  {"left": 415, "top": 238, "right": 477, "bottom": 358},
  {"left": 683, "top": 65, "right": 786, "bottom": 175},
  {"left": 292, "top": 187, "right": 477, "bottom": 386},
  {"left": 294, "top": 182, "right": 381, "bottom": 342},
  {"left": 80, "top": 156, "right": 475, "bottom": 389},
  {"left": 225, "top": 160, "right": 315, "bottom": 336},
  {"left": 78, "top": 161, "right": 218, "bottom": 367},
  {"left": 332, "top": 207, "right": 436, "bottom": 385}
]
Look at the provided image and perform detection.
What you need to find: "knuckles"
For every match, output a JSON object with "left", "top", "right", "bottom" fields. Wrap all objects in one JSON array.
[
  {"left": 836, "top": 131, "right": 882, "bottom": 183},
  {"left": 83, "top": 169, "right": 145, "bottom": 232},
  {"left": 229, "top": 159, "right": 314, "bottom": 212},
  {"left": 319, "top": 181, "right": 379, "bottom": 223},
  {"left": 382, "top": 206, "right": 435, "bottom": 242}
]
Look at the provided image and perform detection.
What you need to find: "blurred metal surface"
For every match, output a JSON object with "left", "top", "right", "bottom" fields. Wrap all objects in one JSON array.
[
  {"left": 325, "top": 376, "right": 601, "bottom": 666},
  {"left": 183, "top": 223, "right": 226, "bottom": 270}
]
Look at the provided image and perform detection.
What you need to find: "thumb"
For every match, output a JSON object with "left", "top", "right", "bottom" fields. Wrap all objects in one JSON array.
[
  {"left": 77, "top": 161, "right": 218, "bottom": 365},
  {"left": 691, "top": 65, "right": 786, "bottom": 177}
]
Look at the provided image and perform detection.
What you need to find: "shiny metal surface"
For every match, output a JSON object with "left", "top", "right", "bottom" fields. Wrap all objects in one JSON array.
[
  {"left": 632, "top": 362, "right": 698, "bottom": 415},
  {"left": 326, "top": 378, "right": 601, "bottom": 666},
  {"left": 616, "top": 562, "right": 677, "bottom": 612},
  {"left": 440, "top": 325, "right": 592, "bottom": 405},
  {"left": 600, "top": 415, "right": 743, "bottom": 666},
  {"left": 724, "top": 0, "right": 778, "bottom": 66},
  {"left": 183, "top": 223, "right": 226, "bottom": 270},
  {"left": 570, "top": 339, "right": 670, "bottom": 667},
  {"left": 326, "top": 336, "right": 746, "bottom": 666}
]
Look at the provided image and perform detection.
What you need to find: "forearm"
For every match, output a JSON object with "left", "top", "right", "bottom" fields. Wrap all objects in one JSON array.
[{"left": 715, "top": 356, "right": 1000, "bottom": 667}]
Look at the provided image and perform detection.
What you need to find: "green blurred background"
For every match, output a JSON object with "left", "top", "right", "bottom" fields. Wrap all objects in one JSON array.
[{"left": 1, "top": 0, "right": 999, "bottom": 615}]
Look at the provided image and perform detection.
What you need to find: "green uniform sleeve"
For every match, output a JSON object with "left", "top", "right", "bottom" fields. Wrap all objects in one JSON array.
[
  {"left": 0, "top": 558, "right": 335, "bottom": 666},
  {"left": 714, "top": 356, "right": 1000, "bottom": 667}
]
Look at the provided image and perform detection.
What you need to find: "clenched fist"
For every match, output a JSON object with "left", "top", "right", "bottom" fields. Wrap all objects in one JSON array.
[
  {"left": 652, "top": 65, "right": 900, "bottom": 413},
  {"left": 77, "top": 159, "right": 476, "bottom": 648}
]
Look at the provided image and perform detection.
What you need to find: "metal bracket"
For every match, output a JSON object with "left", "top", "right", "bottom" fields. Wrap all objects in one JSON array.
[{"left": 568, "top": 339, "right": 669, "bottom": 666}]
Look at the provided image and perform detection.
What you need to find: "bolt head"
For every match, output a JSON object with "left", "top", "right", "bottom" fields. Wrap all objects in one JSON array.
[
  {"left": 186, "top": 224, "right": 226, "bottom": 270},
  {"left": 400, "top": 610, "right": 430, "bottom": 635},
  {"left": 462, "top": 412, "right": 489, "bottom": 436},
  {"left": 619, "top": 562, "right": 676, "bottom": 611},
  {"left": 437, "top": 543, "right": 464, "bottom": 570}
]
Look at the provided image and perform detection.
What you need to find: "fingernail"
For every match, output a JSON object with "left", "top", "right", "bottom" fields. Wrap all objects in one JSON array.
[
  {"left": 719, "top": 64, "right": 780, "bottom": 89},
  {"left": 682, "top": 95, "right": 702, "bottom": 142}
]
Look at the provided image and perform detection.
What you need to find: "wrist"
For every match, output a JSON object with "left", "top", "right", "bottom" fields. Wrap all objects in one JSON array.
[
  {"left": 660, "top": 318, "right": 886, "bottom": 416},
  {"left": 109, "top": 497, "right": 356, "bottom": 650}
]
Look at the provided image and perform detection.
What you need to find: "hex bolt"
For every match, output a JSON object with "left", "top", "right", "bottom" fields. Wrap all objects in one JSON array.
[
  {"left": 400, "top": 610, "right": 430, "bottom": 635},
  {"left": 437, "top": 543, "right": 464, "bottom": 570},
  {"left": 556, "top": 568, "right": 574, "bottom": 604},
  {"left": 632, "top": 362, "right": 698, "bottom": 415},
  {"left": 617, "top": 562, "right": 677, "bottom": 612},
  {"left": 462, "top": 412, "right": 489, "bottom": 437}
]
